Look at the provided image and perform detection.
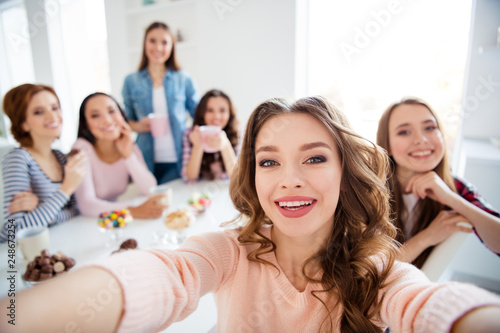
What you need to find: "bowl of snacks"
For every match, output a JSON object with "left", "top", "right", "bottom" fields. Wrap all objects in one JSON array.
[
  {"left": 98, "top": 209, "right": 133, "bottom": 248},
  {"left": 162, "top": 208, "right": 195, "bottom": 248},
  {"left": 187, "top": 192, "right": 212, "bottom": 214},
  {"left": 22, "top": 249, "right": 75, "bottom": 286}
]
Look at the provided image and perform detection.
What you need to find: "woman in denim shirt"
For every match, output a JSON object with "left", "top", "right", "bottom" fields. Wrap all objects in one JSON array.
[{"left": 122, "top": 22, "right": 199, "bottom": 184}]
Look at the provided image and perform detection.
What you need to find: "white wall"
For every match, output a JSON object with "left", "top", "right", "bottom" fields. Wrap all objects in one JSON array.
[
  {"left": 461, "top": 0, "right": 500, "bottom": 140},
  {"left": 195, "top": 0, "right": 297, "bottom": 126},
  {"left": 104, "top": 0, "right": 300, "bottom": 129}
]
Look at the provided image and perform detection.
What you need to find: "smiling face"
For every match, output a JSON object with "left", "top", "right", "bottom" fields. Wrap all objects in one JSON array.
[
  {"left": 203, "top": 96, "right": 231, "bottom": 128},
  {"left": 84, "top": 95, "right": 124, "bottom": 142},
  {"left": 145, "top": 28, "right": 173, "bottom": 66},
  {"left": 388, "top": 103, "right": 445, "bottom": 177},
  {"left": 22, "top": 90, "right": 62, "bottom": 143},
  {"left": 254, "top": 113, "right": 342, "bottom": 241}
]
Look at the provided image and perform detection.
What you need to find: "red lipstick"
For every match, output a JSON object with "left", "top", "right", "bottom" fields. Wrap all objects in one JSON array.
[{"left": 274, "top": 196, "right": 316, "bottom": 218}]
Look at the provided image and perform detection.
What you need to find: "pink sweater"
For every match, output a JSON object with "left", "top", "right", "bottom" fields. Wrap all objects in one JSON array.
[
  {"left": 72, "top": 139, "right": 157, "bottom": 217},
  {"left": 94, "top": 227, "right": 500, "bottom": 332}
]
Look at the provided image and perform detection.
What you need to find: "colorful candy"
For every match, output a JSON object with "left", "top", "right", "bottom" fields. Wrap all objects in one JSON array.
[{"left": 98, "top": 209, "right": 133, "bottom": 229}]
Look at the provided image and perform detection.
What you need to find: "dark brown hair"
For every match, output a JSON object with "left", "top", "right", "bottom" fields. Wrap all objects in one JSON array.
[
  {"left": 376, "top": 97, "right": 456, "bottom": 268},
  {"left": 2, "top": 83, "right": 59, "bottom": 147},
  {"left": 77, "top": 92, "right": 128, "bottom": 145},
  {"left": 230, "top": 96, "right": 398, "bottom": 332},
  {"left": 138, "top": 22, "right": 180, "bottom": 71},
  {"left": 192, "top": 89, "right": 239, "bottom": 179}
]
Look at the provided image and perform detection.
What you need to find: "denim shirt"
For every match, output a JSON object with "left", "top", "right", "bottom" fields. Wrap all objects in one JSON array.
[{"left": 122, "top": 68, "right": 199, "bottom": 174}]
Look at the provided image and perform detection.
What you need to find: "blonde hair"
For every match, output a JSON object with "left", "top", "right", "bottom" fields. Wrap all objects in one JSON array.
[
  {"left": 376, "top": 97, "right": 456, "bottom": 268},
  {"left": 230, "top": 96, "right": 398, "bottom": 332}
]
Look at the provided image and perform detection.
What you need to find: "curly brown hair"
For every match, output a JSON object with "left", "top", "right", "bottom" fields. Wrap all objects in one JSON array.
[
  {"left": 2, "top": 83, "right": 59, "bottom": 147},
  {"left": 376, "top": 97, "right": 456, "bottom": 268},
  {"left": 230, "top": 96, "right": 398, "bottom": 332}
]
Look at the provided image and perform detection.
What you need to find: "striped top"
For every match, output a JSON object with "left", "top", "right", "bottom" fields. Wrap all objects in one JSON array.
[{"left": 0, "top": 148, "right": 78, "bottom": 242}]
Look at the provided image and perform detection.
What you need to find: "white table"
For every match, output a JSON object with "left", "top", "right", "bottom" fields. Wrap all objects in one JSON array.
[{"left": 0, "top": 179, "right": 239, "bottom": 332}]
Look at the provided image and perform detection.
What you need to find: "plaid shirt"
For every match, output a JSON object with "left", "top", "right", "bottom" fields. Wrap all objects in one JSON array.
[
  {"left": 454, "top": 177, "right": 500, "bottom": 255},
  {"left": 454, "top": 177, "right": 499, "bottom": 217}
]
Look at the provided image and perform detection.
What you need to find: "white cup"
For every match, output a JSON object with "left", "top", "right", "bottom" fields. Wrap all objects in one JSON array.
[
  {"left": 17, "top": 227, "right": 50, "bottom": 262},
  {"left": 148, "top": 113, "right": 167, "bottom": 138},
  {"left": 149, "top": 185, "right": 173, "bottom": 206},
  {"left": 199, "top": 125, "right": 221, "bottom": 153}
]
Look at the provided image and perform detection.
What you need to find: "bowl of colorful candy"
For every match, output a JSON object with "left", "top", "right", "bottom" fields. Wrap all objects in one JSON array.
[
  {"left": 98, "top": 209, "right": 133, "bottom": 247},
  {"left": 98, "top": 209, "right": 133, "bottom": 229},
  {"left": 187, "top": 192, "right": 212, "bottom": 214}
]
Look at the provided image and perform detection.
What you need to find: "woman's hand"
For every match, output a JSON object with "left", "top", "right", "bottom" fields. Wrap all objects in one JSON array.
[
  {"left": 129, "top": 116, "right": 151, "bottom": 133},
  {"left": 420, "top": 210, "right": 474, "bottom": 247},
  {"left": 204, "top": 130, "right": 230, "bottom": 152},
  {"left": 128, "top": 194, "right": 168, "bottom": 219},
  {"left": 188, "top": 125, "right": 203, "bottom": 147},
  {"left": 406, "top": 171, "right": 456, "bottom": 205},
  {"left": 60, "top": 151, "right": 87, "bottom": 196},
  {"left": 8, "top": 191, "right": 39, "bottom": 213},
  {"left": 137, "top": 116, "right": 151, "bottom": 133},
  {"left": 115, "top": 122, "right": 134, "bottom": 158},
  {"left": 399, "top": 209, "right": 475, "bottom": 262}
]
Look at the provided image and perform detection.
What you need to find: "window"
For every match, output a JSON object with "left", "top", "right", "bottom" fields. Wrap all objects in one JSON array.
[
  {"left": 0, "top": 0, "right": 110, "bottom": 151},
  {"left": 0, "top": 1, "right": 36, "bottom": 140},
  {"left": 307, "top": 0, "right": 472, "bottom": 147}
]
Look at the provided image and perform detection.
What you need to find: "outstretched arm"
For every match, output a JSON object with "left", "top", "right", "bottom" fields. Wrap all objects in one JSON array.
[
  {"left": 0, "top": 267, "right": 123, "bottom": 333},
  {"left": 380, "top": 261, "right": 500, "bottom": 332},
  {"left": 452, "top": 306, "right": 500, "bottom": 333}
]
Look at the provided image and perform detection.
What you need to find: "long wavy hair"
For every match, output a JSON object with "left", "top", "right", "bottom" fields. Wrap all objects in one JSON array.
[
  {"left": 376, "top": 97, "right": 456, "bottom": 268},
  {"left": 230, "top": 96, "right": 398, "bottom": 332},
  {"left": 192, "top": 89, "right": 239, "bottom": 179},
  {"left": 138, "top": 22, "right": 180, "bottom": 71}
]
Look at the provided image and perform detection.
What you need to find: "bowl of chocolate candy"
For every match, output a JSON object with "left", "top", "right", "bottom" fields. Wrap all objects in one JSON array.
[{"left": 22, "top": 249, "right": 76, "bottom": 286}]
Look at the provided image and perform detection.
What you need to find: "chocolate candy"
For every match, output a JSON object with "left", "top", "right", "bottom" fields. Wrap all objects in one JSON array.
[
  {"left": 39, "top": 273, "right": 52, "bottom": 281},
  {"left": 23, "top": 250, "right": 76, "bottom": 283},
  {"left": 67, "top": 148, "right": 80, "bottom": 158},
  {"left": 120, "top": 239, "right": 137, "bottom": 250},
  {"left": 53, "top": 261, "right": 65, "bottom": 273},
  {"left": 112, "top": 238, "right": 138, "bottom": 254},
  {"left": 62, "top": 258, "right": 75, "bottom": 269}
]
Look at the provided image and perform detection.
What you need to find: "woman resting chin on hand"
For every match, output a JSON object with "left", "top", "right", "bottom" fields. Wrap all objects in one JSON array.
[
  {"left": 377, "top": 97, "right": 500, "bottom": 267},
  {"left": 72, "top": 92, "right": 167, "bottom": 219}
]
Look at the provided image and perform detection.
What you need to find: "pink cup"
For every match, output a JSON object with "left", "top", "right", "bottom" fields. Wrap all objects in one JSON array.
[
  {"left": 199, "top": 125, "right": 221, "bottom": 153},
  {"left": 148, "top": 114, "right": 167, "bottom": 138}
]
